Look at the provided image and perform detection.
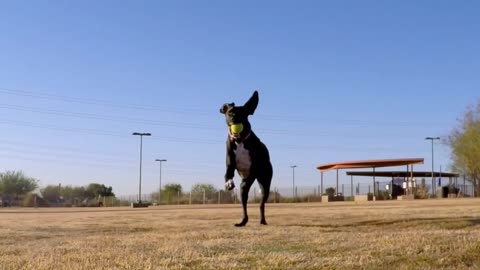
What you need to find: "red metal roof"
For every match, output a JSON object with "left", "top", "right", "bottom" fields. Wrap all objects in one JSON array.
[
  {"left": 346, "top": 170, "right": 458, "bottom": 178},
  {"left": 317, "top": 158, "right": 424, "bottom": 172}
]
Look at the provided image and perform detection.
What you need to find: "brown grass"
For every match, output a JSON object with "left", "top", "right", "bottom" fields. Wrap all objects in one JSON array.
[{"left": 1, "top": 199, "right": 480, "bottom": 270}]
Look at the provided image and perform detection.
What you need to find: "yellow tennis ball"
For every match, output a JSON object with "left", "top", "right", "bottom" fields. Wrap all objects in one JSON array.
[{"left": 230, "top": 123, "right": 244, "bottom": 135}]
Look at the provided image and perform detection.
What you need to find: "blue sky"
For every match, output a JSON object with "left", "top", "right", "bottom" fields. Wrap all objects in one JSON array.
[{"left": 0, "top": 1, "right": 479, "bottom": 196}]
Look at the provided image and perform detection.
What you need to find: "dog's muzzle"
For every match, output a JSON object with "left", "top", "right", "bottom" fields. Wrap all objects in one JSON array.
[{"left": 225, "top": 179, "right": 235, "bottom": 191}]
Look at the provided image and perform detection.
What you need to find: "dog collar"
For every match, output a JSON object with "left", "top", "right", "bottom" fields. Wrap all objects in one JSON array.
[{"left": 228, "top": 129, "right": 251, "bottom": 142}]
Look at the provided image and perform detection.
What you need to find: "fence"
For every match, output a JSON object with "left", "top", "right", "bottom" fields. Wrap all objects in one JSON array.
[
  {"left": 3, "top": 183, "right": 474, "bottom": 208},
  {"left": 112, "top": 182, "right": 477, "bottom": 206}
]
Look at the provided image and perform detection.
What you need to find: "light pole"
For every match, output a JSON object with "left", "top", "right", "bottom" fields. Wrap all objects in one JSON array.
[
  {"left": 133, "top": 132, "right": 151, "bottom": 204},
  {"left": 291, "top": 165, "right": 297, "bottom": 199},
  {"left": 155, "top": 159, "right": 167, "bottom": 204},
  {"left": 425, "top": 137, "right": 440, "bottom": 195}
]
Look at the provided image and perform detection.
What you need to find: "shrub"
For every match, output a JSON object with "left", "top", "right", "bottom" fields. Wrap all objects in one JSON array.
[
  {"left": 21, "top": 194, "right": 49, "bottom": 207},
  {"left": 375, "top": 191, "right": 390, "bottom": 200}
]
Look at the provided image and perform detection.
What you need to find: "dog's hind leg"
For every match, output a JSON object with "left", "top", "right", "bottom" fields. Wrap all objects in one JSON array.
[
  {"left": 235, "top": 178, "right": 254, "bottom": 227},
  {"left": 258, "top": 174, "right": 272, "bottom": 225}
]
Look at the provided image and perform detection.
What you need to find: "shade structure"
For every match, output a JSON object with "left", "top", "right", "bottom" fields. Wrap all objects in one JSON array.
[{"left": 317, "top": 158, "right": 424, "bottom": 172}]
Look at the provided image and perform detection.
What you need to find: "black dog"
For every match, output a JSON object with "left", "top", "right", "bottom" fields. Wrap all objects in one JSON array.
[{"left": 220, "top": 91, "right": 273, "bottom": 226}]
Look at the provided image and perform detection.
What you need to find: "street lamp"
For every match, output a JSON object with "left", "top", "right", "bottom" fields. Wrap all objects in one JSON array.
[
  {"left": 291, "top": 165, "right": 297, "bottom": 199},
  {"left": 133, "top": 132, "right": 151, "bottom": 204},
  {"left": 155, "top": 159, "right": 167, "bottom": 204},
  {"left": 425, "top": 137, "right": 440, "bottom": 195}
]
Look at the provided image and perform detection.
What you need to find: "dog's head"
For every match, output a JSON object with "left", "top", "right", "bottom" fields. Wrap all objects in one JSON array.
[{"left": 220, "top": 91, "right": 259, "bottom": 140}]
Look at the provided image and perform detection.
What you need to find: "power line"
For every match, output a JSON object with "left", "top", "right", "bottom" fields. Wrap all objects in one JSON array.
[
  {"left": 0, "top": 152, "right": 137, "bottom": 170},
  {"left": 0, "top": 87, "right": 211, "bottom": 114},
  {"left": 0, "top": 141, "right": 227, "bottom": 169},
  {"left": 0, "top": 139, "right": 130, "bottom": 156},
  {"left": 0, "top": 147, "right": 134, "bottom": 166},
  {"left": 0, "top": 103, "right": 444, "bottom": 139},
  {"left": 0, "top": 118, "right": 125, "bottom": 137},
  {"left": 0, "top": 86, "right": 449, "bottom": 127},
  {"left": 0, "top": 145, "right": 134, "bottom": 164},
  {"left": 0, "top": 103, "right": 217, "bottom": 129},
  {"left": 0, "top": 118, "right": 435, "bottom": 151},
  {"left": 0, "top": 152, "right": 224, "bottom": 177}
]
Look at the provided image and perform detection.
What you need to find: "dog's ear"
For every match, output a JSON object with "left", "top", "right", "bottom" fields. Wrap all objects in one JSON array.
[
  {"left": 244, "top": 91, "right": 259, "bottom": 115},
  {"left": 220, "top": 103, "right": 235, "bottom": 114}
]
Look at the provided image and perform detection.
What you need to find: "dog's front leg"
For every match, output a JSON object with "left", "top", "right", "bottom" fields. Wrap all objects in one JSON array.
[{"left": 224, "top": 140, "right": 236, "bottom": 191}]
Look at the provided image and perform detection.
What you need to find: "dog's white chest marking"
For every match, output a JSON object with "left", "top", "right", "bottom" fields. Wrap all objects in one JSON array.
[{"left": 234, "top": 142, "right": 251, "bottom": 179}]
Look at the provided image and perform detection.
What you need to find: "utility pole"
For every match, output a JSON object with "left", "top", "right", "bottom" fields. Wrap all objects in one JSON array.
[
  {"left": 155, "top": 159, "right": 167, "bottom": 205},
  {"left": 425, "top": 137, "right": 440, "bottom": 195},
  {"left": 133, "top": 132, "right": 151, "bottom": 204},
  {"left": 291, "top": 165, "right": 297, "bottom": 200}
]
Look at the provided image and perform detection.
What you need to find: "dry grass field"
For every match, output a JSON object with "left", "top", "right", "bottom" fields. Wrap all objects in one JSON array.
[{"left": 1, "top": 199, "right": 479, "bottom": 270}]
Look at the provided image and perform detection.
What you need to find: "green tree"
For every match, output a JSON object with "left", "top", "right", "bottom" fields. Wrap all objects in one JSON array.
[
  {"left": 190, "top": 183, "right": 218, "bottom": 204},
  {"left": 163, "top": 183, "right": 182, "bottom": 195},
  {"left": 325, "top": 187, "right": 336, "bottom": 197},
  {"left": 447, "top": 101, "right": 480, "bottom": 196},
  {"left": 151, "top": 184, "right": 182, "bottom": 204},
  {"left": 60, "top": 185, "right": 74, "bottom": 200},
  {"left": 56, "top": 185, "right": 87, "bottom": 205},
  {"left": 85, "top": 183, "right": 103, "bottom": 199},
  {"left": 40, "top": 185, "right": 62, "bottom": 203},
  {"left": 99, "top": 185, "right": 114, "bottom": 197},
  {"left": 0, "top": 171, "right": 38, "bottom": 198},
  {"left": 191, "top": 183, "right": 217, "bottom": 195},
  {"left": 72, "top": 186, "right": 87, "bottom": 200},
  {"left": 85, "top": 183, "right": 114, "bottom": 199},
  {"left": 159, "top": 183, "right": 183, "bottom": 204}
]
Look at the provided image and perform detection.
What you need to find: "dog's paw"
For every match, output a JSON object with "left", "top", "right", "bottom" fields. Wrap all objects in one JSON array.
[
  {"left": 225, "top": 179, "right": 235, "bottom": 191},
  {"left": 235, "top": 217, "right": 249, "bottom": 227}
]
